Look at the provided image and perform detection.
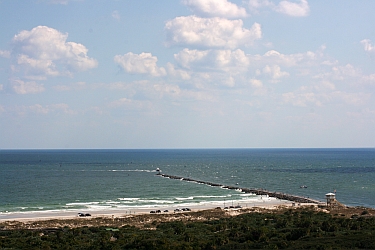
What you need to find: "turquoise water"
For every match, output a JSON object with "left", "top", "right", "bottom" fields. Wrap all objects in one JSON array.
[{"left": 0, "top": 148, "right": 374, "bottom": 216}]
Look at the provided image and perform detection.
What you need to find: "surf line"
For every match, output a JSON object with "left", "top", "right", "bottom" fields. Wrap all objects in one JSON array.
[{"left": 159, "top": 173, "right": 322, "bottom": 205}]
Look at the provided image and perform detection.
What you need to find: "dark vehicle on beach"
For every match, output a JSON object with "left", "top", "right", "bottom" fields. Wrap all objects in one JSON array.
[{"left": 78, "top": 213, "right": 91, "bottom": 217}]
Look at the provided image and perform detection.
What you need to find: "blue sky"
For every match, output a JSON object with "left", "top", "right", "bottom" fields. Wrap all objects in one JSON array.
[{"left": 0, "top": 0, "right": 374, "bottom": 149}]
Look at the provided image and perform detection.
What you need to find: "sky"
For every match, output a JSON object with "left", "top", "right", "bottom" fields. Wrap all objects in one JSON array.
[{"left": 0, "top": 0, "right": 374, "bottom": 149}]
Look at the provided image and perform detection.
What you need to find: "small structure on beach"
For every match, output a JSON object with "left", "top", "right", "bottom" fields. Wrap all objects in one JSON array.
[
  {"left": 326, "top": 192, "right": 336, "bottom": 206},
  {"left": 325, "top": 192, "right": 345, "bottom": 208}
]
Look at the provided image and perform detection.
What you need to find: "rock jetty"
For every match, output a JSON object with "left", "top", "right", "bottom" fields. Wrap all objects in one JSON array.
[{"left": 159, "top": 173, "right": 322, "bottom": 204}]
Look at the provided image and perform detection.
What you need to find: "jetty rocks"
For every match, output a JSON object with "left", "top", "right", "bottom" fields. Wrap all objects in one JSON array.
[{"left": 160, "top": 174, "right": 322, "bottom": 205}]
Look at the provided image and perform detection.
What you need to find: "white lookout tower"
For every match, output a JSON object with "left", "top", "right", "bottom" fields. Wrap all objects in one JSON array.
[{"left": 325, "top": 192, "right": 336, "bottom": 207}]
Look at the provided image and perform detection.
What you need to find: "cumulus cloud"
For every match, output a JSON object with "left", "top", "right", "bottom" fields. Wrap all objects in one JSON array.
[
  {"left": 276, "top": 0, "right": 309, "bottom": 17},
  {"left": 329, "top": 64, "right": 360, "bottom": 81},
  {"left": 153, "top": 82, "right": 215, "bottom": 101},
  {"left": 166, "top": 63, "right": 191, "bottom": 80},
  {"left": 11, "top": 26, "right": 97, "bottom": 80},
  {"left": 174, "top": 48, "right": 250, "bottom": 72},
  {"left": 165, "top": 16, "right": 261, "bottom": 49},
  {"left": 182, "top": 0, "right": 247, "bottom": 18},
  {"left": 281, "top": 76, "right": 371, "bottom": 108},
  {"left": 10, "top": 79, "right": 45, "bottom": 94},
  {"left": 114, "top": 52, "right": 167, "bottom": 77},
  {"left": 262, "top": 65, "right": 289, "bottom": 82},
  {"left": 251, "top": 49, "right": 317, "bottom": 70},
  {"left": 361, "top": 39, "right": 375, "bottom": 54},
  {"left": 248, "top": 0, "right": 310, "bottom": 17}
]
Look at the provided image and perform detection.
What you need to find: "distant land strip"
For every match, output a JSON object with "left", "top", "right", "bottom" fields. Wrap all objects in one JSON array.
[{"left": 159, "top": 173, "right": 323, "bottom": 205}]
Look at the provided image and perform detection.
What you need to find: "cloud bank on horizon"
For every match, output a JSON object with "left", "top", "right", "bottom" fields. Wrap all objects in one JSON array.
[{"left": 0, "top": 0, "right": 374, "bottom": 149}]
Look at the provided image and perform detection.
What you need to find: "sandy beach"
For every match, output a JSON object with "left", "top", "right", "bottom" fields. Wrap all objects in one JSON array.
[{"left": 0, "top": 198, "right": 309, "bottom": 224}]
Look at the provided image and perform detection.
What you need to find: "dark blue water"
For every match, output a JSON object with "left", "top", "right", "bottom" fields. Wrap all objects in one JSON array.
[{"left": 0, "top": 148, "right": 374, "bottom": 216}]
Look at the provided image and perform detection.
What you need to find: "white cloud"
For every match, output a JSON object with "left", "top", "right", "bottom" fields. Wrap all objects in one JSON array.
[
  {"left": 153, "top": 82, "right": 215, "bottom": 101},
  {"left": 154, "top": 84, "right": 182, "bottom": 97},
  {"left": 328, "top": 64, "right": 360, "bottom": 81},
  {"left": 282, "top": 77, "right": 371, "bottom": 108},
  {"left": 250, "top": 79, "right": 263, "bottom": 88},
  {"left": 114, "top": 52, "right": 167, "bottom": 77},
  {"left": 282, "top": 91, "right": 321, "bottom": 107},
  {"left": 362, "top": 74, "right": 375, "bottom": 84},
  {"left": 260, "top": 50, "right": 316, "bottom": 67},
  {"left": 166, "top": 63, "right": 191, "bottom": 80},
  {"left": 108, "top": 98, "right": 133, "bottom": 108},
  {"left": 334, "top": 91, "right": 370, "bottom": 106},
  {"left": 11, "top": 26, "right": 97, "bottom": 79},
  {"left": 174, "top": 48, "right": 250, "bottom": 75},
  {"left": 262, "top": 65, "right": 289, "bottom": 82},
  {"left": 174, "top": 49, "right": 209, "bottom": 69},
  {"left": 28, "top": 104, "right": 50, "bottom": 114},
  {"left": 314, "top": 80, "right": 335, "bottom": 91},
  {"left": 11, "top": 79, "right": 45, "bottom": 94},
  {"left": 276, "top": 0, "right": 309, "bottom": 17},
  {"left": 247, "top": 0, "right": 310, "bottom": 17},
  {"left": 165, "top": 16, "right": 261, "bottom": 49},
  {"left": 0, "top": 50, "right": 10, "bottom": 58},
  {"left": 361, "top": 39, "right": 375, "bottom": 54},
  {"left": 247, "top": 0, "right": 273, "bottom": 13},
  {"left": 182, "top": 0, "right": 247, "bottom": 18}
]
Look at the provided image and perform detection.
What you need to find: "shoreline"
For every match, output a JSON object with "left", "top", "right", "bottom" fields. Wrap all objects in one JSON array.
[
  {"left": 0, "top": 173, "right": 327, "bottom": 223},
  {"left": 2, "top": 202, "right": 374, "bottom": 231},
  {"left": 0, "top": 198, "right": 301, "bottom": 223},
  {"left": 0, "top": 202, "right": 325, "bottom": 231}
]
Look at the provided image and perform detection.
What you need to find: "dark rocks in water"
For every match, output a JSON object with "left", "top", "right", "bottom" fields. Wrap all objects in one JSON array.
[{"left": 159, "top": 174, "right": 322, "bottom": 204}]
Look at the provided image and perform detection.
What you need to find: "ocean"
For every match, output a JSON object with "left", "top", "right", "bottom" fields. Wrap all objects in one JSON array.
[{"left": 1, "top": 148, "right": 374, "bottom": 218}]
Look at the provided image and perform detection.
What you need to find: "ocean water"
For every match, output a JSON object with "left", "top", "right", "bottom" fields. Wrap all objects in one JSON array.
[{"left": 0, "top": 148, "right": 374, "bottom": 217}]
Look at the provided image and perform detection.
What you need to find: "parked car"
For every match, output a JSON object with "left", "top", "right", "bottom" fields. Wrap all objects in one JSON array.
[{"left": 78, "top": 213, "right": 92, "bottom": 217}]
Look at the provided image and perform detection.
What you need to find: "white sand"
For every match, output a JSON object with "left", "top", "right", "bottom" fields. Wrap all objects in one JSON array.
[{"left": 0, "top": 198, "right": 313, "bottom": 223}]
